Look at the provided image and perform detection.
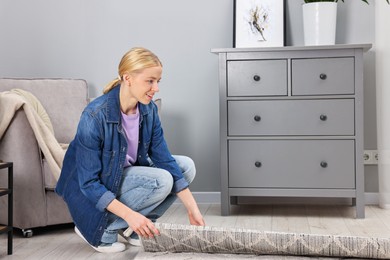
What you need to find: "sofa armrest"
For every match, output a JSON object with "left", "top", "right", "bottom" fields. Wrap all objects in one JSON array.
[{"left": 0, "top": 109, "right": 48, "bottom": 229}]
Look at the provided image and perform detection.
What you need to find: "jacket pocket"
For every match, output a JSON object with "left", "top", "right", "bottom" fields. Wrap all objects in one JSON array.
[{"left": 101, "top": 149, "right": 115, "bottom": 177}]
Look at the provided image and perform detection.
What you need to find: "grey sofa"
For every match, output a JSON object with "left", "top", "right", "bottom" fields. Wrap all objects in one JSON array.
[{"left": 0, "top": 78, "right": 89, "bottom": 236}]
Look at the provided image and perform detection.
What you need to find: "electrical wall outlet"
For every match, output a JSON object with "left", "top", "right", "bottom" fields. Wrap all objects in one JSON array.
[
  {"left": 364, "top": 150, "right": 378, "bottom": 165},
  {"left": 373, "top": 151, "right": 379, "bottom": 164}
]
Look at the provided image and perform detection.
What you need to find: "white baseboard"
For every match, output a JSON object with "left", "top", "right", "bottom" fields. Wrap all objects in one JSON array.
[
  {"left": 176, "top": 192, "right": 380, "bottom": 205},
  {"left": 173, "top": 192, "right": 220, "bottom": 204},
  {"left": 365, "top": 192, "right": 379, "bottom": 205}
]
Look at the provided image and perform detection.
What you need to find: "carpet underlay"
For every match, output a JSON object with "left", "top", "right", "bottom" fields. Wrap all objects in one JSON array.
[{"left": 140, "top": 223, "right": 390, "bottom": 259}]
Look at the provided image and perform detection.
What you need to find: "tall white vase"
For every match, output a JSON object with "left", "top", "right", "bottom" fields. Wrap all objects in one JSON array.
[
  {"left": 376, "top": 0, "right": 390, "bottom": 209},
  {"left": 302, "top": 2, "right": 337, "bottom": 45}
]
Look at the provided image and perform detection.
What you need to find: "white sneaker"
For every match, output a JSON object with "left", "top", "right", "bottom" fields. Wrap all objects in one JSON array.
[
  {"left": 119, "top": 227, "right": 141, "bottom": 247},
  {"left": 74, "top": 226, "right": 126, "bottom": 253}
]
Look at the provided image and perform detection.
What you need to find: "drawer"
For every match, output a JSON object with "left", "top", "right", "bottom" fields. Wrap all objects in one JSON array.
[
  {"left": 292, "top": 57, "right": 354, "bottom": 96},
  {"left": 227, "top": 60, "right": 287, "bottom": 96},
  {"left": 228, "top": 140, "right": 355, "bottom": 189},
  {"left": 228, "top": 99, "right": 354, "bottom": 136}
]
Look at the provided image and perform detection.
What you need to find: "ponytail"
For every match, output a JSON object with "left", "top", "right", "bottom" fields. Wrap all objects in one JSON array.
[{"left": 103, "top": 77, "right": 121, "bottom": 94}]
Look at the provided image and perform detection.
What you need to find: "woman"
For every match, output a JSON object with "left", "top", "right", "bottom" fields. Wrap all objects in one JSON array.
[{"left": 56, "top": 47, "right": 205, "bottom": 253}]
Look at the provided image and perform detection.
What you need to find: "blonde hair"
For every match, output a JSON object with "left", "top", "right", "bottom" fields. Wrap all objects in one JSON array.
[{"left": 103, "top": 47, "right": 162, "bottom": 94}]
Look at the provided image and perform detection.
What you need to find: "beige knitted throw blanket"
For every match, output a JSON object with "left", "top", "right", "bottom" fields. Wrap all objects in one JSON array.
[{"left": 0, "top": 89, "right": 66, "bottom": 181}]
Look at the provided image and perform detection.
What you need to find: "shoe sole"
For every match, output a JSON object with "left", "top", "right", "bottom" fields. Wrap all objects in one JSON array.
[
  {"left": 129, "top": 238, "right": 141, "bottom": 247},
  {"left": 74, "top": 226, "right": 126, "bottom": 253}
]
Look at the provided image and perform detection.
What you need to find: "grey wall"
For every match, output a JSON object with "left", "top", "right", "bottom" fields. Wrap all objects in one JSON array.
[{"left": 0, "top": 0, "right": 378, "bottom": 192}]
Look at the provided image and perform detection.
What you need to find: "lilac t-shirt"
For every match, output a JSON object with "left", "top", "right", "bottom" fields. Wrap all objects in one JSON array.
[{"left": 121, "top": 107, "right": 140, "bottom": 167}]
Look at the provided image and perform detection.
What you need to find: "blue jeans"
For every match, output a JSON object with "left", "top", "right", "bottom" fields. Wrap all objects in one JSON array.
[{"left": 100, "top": 155, "right": 195, "bottom": 244}]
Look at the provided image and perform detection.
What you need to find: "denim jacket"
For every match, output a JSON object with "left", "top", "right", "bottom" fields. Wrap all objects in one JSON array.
[{"left": 55, "top": 85, "right": 188, "bottom": 246}]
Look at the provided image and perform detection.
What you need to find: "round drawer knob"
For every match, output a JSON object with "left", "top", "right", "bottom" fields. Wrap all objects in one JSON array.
[
  {"left": 255, "top": 161, "right": 262, "bottom": 168},
  {"left": 253, "top": 75, "right": 261, "bottom": 82},
  {"left": 320, "top": 114, "right": 327, "bottom": 121},
  {"left": 254, "top": 115, "right": 261, "bottom": 122},
  {"left": 319, "top": 73, "right": 327, "bottom": 80},
  {"left": 320, "top": 161, "right": 328, "bottom": 168}
]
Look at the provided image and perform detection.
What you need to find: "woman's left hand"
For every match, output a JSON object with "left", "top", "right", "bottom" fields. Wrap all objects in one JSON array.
[
  {"left": 177, "top": 187, "right": 206, "bottom": 226},
  {"left": 188, "top": 209, "right": 205, "bottom": 226}
]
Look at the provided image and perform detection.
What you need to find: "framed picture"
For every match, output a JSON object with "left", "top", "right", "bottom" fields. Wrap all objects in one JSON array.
[{"left": 233, "top": 0, "right": 286, "bottom": 48}]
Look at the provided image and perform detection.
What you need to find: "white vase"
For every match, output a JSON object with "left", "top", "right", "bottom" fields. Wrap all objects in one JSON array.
[
  {"left": 376, "top": 0, "right": 390, "bottom": 209},
  {"left": 302, "top": 2, "right": 337, "bottom": 45}
]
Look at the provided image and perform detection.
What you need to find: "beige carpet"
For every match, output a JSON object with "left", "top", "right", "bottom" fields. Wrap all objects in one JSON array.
[{"left": 139, "top": 223, "right": 390, "bottom": 259}]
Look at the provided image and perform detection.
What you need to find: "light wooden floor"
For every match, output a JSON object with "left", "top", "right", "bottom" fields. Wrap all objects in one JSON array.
[{"left": 1, "top": 204, "right": 390, "bottom": 259}]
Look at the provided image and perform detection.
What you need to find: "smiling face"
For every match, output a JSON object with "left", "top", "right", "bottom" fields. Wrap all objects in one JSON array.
[
  {"left": 120, "top": 65, "right": 162, "bottom": 114},
  {"left": 129, "top": 66, "right": 162, "bottom": 104}
]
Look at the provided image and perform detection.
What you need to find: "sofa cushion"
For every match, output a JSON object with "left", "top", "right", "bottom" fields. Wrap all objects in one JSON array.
[
  {"left": 10, "top": 88, "right": 54, "bottom": 134},
  {"left": 0, "top": 78, "right": 89, "bottom": 144}
]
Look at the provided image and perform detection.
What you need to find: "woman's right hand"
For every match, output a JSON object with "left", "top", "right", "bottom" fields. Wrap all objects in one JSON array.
[
  {"left": 107, "top": 199, "right": 159, "bottom": 238},
  {"left": 124, "top": 211, "right": 160, "bottom": 238}
]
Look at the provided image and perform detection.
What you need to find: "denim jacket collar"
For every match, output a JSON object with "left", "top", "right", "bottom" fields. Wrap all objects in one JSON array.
[
  {"left": 106, "top": 85, "right": 120, "bottom": 123},
  {"left": 106, "top": 85, "right": 152, "bottom": 124}
]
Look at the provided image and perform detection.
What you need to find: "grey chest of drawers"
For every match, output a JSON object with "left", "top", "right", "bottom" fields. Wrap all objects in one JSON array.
[{"left": 212, "top": 44, "right": 372, "bottom": 218}]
